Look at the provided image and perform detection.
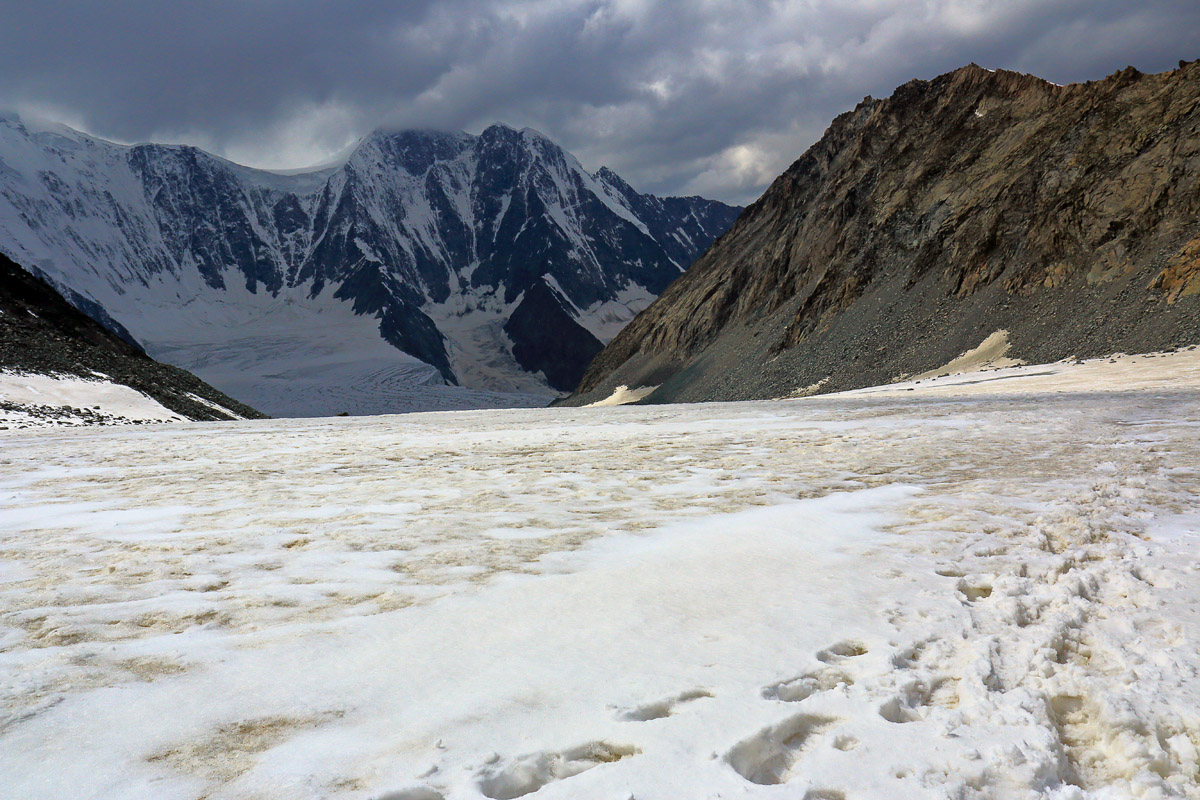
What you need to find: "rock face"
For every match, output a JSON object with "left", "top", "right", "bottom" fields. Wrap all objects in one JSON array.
[
  {"left": 569, "top": 62, "right": 1200, "bottom": 405},
  {"left": 0, "top": 117, "right": 740, "bottom": 415},
  {"left": 503, "top": 278, "right": 603, "bottom": 391},
  {"left": 0, "top": 252, "right": 263, "bottom": 421}
]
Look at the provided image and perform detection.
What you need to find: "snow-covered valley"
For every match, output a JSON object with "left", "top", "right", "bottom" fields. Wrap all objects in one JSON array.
[{"left": 2, "top": 357, "right": 1200, "bottom": 799}]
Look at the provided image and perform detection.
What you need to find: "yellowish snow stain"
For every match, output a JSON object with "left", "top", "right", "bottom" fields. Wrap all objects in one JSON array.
[
  {"left": 783, "top": 377, "right": 831, "bottom": 398},
  {"left": 846, "top": 346, "right": 1200, "bottom": 399}
]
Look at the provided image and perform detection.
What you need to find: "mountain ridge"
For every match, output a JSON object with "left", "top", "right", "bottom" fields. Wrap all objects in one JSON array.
[
  {"left": 567, "top": 60, "right": 1200, "bottom": 405},
  {"left": 0, "top": 251, "right": 264, "bottom": 424},
  {"left": 0, "top": 116, "right": 740, "bottom": 414}
]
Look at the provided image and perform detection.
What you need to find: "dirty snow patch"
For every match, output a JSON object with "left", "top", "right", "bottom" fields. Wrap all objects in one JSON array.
[
  {"left": 584, "top": 384, "right": 659, "bottom": 407},
  {"left": 910, "top": 329, "right": 1023, "bottom": 381}
]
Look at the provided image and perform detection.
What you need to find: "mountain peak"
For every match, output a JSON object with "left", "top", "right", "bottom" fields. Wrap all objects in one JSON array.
[
  {"left": 366, "top": 126, "right": 466, "bottom": 141},
  {"left": 477, "top": 123, "right": 559, "bottom": 150},
  {"left": 352, "top": 127, "right": 473, "bottom": 174},
  {"left": 595, "top": 165, "right": 628, "bottom": 186},
  {"left": 518, "top": 126, "right": 553, "bottom": 142},
  {"left": 0, "top": 112, "right": 96, "bottom": 145},
  {"left": 481, "top": 121, "right": 518, "bottom": 135}
]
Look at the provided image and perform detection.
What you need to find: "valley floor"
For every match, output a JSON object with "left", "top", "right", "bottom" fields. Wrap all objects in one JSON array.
[{"left": 2, "top": 357, "right": 1200, "bottom": 799}]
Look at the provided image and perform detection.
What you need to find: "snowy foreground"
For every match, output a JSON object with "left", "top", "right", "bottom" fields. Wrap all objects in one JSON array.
[{"left": 3, "top": 360, "right": 1200, "bottom": 799}]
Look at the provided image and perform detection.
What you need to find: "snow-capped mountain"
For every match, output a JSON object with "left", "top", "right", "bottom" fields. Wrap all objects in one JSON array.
[{"left": 0, "top": 114, "right": 740, "bottom": 416}]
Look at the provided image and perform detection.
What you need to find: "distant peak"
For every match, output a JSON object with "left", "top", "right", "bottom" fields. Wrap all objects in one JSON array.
[
  {"left": 519, "top": 126, "right": 553, "bottom": 142},
  {"left": 0, "top": 111, "right": 87, "bottom": 141},
  {"left": 479, "top": 122, "right": 525, "bottom": 143},
  {"left": 352, "top": 127, "right": 474, "bottom": 174},
  {"left": 481, "top": 121, "right": 517, "bottom": 134},
  {"left": 478, "top": 123, "right": 558, "bottom": 148}
]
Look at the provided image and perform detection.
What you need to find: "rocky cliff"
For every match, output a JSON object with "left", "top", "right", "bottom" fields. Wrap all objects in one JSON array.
[{"left": 569, "top": 61, "right": 1200, "bottom": 405}]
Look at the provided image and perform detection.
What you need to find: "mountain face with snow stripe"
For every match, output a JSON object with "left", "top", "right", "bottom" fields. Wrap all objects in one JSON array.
[{"left": 0, "top": 115, "right": 740, "bottom": 415}]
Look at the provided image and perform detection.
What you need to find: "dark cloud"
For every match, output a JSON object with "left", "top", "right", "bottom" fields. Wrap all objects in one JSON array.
[{"left": 2, "top": 0, "right": 1197, "bottom": 204}]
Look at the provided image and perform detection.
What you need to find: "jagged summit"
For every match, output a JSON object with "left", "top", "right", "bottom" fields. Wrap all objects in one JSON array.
[{"left": 0, "top": 114, "right": 741, "bottom": 416}]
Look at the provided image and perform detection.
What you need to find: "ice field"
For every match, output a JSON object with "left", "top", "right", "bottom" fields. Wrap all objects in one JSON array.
[{"left": 2, "top": 353, "right": 1200, "bottom": 799}]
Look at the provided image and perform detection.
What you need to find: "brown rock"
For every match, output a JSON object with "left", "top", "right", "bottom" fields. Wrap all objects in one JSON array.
[{"left": 567, "top": 62, "right": 1200, "bottom": 405}]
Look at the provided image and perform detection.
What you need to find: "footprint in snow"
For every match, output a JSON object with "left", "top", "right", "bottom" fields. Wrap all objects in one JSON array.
[
  {"left": 762, "top": 640, "right": 869, "bottom": 704},
  {"left": 955, "top": 577, "right": 993, "bottom": 602},
  {"left": 889, "top": 637, "right": 932, "bottom": 669},
  {"left": 815, "top": 640, "right": 869, "bottom": 664},
  {"left": 725, "top": 712, "right": 841, "bottom": 785},
  {"left": 877, "top": 677, "right": 957, "bottom": 723},
  {"left": 476, "top": 741, "right": 639, "bottom": 799},
  {"left": 617, "top": 688, "right": 713, "bottom": 721},
  {"left": 374, "top": 787, "right": 444, "bottom": 800},
  {"left": 763, "top": 666, "right": 854, "bottom": 703}
]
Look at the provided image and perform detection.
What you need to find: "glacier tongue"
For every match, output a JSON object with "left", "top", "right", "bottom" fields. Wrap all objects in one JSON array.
[{"left": 0, "top": 114, "right": 741, "bottom": 416}]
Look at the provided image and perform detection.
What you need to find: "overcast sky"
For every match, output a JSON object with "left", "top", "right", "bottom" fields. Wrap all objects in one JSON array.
[{"left": 2, "top": 0, "right": 1198, "bottom": 205}]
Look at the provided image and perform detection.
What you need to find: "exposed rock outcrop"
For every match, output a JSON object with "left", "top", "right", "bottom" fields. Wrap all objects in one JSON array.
[{"left": 504, "top": 279, "right": 603, "bottom": 391}]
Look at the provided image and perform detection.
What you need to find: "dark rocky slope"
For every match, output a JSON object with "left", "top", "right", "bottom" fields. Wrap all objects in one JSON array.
[
  {"left": 0, "top": 253, "right": 264, "bottom": 421},
  {"left": 504, "top": 279, "right": 603, "bottom": 391},
  {"left": 568, "top": 61, "right": 1200, "bottom": 405}
]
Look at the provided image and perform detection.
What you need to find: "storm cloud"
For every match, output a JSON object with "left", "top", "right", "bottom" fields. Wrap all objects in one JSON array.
[{"left": 2, "top": 0, "right": 1198, "bottom": 204}]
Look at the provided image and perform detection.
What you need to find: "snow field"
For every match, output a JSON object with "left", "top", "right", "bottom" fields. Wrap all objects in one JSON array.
[
  {"left": 0, "top": 371, "right": 187, "bottom": 428},
  {"left": 141, "top": 271, "right": 553, "bottom": 418},
  {"left": 1, "top": 381, "right": 1199, "bottom": 798}
]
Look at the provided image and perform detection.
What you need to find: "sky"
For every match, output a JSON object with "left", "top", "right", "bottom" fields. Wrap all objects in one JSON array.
[{"left": 2, "top": 1, "right": 1198, "bottom": 206}]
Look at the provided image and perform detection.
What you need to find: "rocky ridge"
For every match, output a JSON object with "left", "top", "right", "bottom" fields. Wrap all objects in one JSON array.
[{"left": 569, "top": 61, "right": 1200, "bottom": 405}]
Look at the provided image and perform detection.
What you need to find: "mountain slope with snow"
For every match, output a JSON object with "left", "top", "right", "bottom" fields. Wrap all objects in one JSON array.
[
  {"left": 0, "top": 115, "right": 740, "bottom": 415},
  {"left": 0, "top": 251, "right": 262, "bottom": 426}
]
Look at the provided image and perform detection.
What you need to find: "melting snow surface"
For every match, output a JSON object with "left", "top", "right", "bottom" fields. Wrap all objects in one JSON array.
[{"left": 2, "top": 355, "right": 1200, "bottom": 799}]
